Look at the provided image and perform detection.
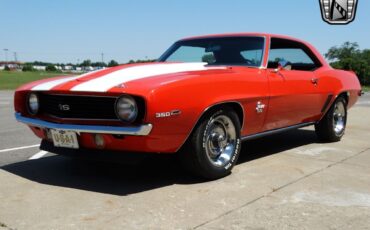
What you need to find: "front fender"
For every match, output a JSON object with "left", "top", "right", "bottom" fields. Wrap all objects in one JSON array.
[{"left": 144, "top": 69, "right": 269, "bottom": 152}]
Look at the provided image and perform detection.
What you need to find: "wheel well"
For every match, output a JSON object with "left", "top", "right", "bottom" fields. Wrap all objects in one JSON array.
[
  {"left": 201, "top": 102, "right": 244, "bottom": 128},
  {"left": 337, "top": 92, "right": 349, "bottom": 105},
  {"left": 319, "top": 92, "right": 349, "bottom": 123},
  {"left": 176, "top": 102, "right": 245, "bottom": 152}
]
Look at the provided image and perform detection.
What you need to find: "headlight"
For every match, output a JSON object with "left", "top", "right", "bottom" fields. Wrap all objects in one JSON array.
[
  {"left": 28, "top": 93, "right": 39, "bottom": 115},
  {"left": 115, "top": 95, "right": 138, "bottom": 122}
]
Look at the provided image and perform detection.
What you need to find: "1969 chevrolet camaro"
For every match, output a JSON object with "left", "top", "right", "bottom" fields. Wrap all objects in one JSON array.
[{"left": 14, "top": 33, "right": 361, "bottom": 179}]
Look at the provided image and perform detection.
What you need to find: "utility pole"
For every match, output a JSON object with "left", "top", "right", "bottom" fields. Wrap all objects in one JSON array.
[
  {"left": 14, "top": 52, "right": 17, "bottom": 62},
  {"left": 101, "top": 52, "right": 104, "bottom": 67},
  {"left": 3, "top": 49, "right": 9, "bottom": 66}
]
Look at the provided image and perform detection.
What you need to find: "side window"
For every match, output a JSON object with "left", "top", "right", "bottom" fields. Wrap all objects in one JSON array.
[
  {"left": 269, "top": 49, "right": 314, "bottom": 65},
  {"left": 268, "top": 38, "right": 321, "bottom": 71}
]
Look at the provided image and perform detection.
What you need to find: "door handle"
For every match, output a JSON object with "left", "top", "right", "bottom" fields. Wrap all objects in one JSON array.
[{"left": 311, "top": 78, "right": 319, "bottom": 85}]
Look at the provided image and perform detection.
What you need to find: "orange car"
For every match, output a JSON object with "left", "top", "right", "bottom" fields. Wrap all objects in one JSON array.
[{"left": 14, "top": 33, "right": 361, "bottom": 179}]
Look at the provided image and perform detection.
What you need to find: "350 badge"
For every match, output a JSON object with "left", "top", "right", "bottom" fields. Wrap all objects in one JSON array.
[{"left": 155, "top": 110, "right": 181, "bottom": 118}]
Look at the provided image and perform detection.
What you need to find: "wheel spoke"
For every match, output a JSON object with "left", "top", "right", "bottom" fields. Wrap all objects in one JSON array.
[
  {"left": 332, "top": 100, "right": 346, "bottom": 135},
  {"left": 205, "top": 115, "right": 237, "bottom": 167}
]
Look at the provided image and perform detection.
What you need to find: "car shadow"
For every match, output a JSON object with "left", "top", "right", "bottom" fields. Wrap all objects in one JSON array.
[
  {"left": 1, "top": 129, "right": 317, "bottom": 196},
  {"left": 238, "top": 128, "right": 318, "bottom": 163}
]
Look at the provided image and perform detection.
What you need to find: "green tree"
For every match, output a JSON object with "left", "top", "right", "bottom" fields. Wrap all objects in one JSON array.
[
  {"left": 108, "top": 60, "right": 119, "bottom": 67},
  {"left": 46, "top": 64, "right": 57, "bottom": 72},
  {"left": 325, "top": 42, "right": 360, "bottom": 61},
  {"left": 22, "top": 64, "right": 35, "bottom": 72},
  {"left": 325, "top": 42, "right": 370, "bottom": 85},
  {"left": 126, "top": 59, "right": 156, "bottom": 64},
  {"left": 80, "top": 59, "right": 92, "bottom": 67},
  {"left": 4, "top": 65, "right": 11, "bottom": 71},
  {"left": 91, "top": 62, "right": 107, "bottom": 67}
]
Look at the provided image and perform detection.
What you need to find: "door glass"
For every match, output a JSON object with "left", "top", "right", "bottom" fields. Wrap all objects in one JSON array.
[{"left": 268, "top": 48, "right": 316, "bottom": 71}]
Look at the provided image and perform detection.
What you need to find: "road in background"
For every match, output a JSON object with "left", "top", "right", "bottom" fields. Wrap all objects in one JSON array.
[{"left": 0, "top": 91, "right": 44, "bottom": 166}]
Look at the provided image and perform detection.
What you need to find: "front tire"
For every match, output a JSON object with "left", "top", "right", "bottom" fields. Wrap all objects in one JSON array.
[
  {"left": 180, "top": 107, "right": 242, "bottom": 179},
  {"left": 315, "top": 96, "right": 347, "bottom": 142}
]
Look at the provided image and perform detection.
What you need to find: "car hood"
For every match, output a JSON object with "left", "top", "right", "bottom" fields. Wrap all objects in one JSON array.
[{"left": 27, "top": 62, "right": 232, "bottom": 94}]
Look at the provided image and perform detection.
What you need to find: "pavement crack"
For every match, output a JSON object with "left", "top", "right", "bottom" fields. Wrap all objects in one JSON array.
[
  {"left": 338, "top": 161, "right": 370, "bottom": 169},
  {"left": 336, "top": 147, "right": 370, "bottom": 165},
  {"left": 193, "top": 147, "right": 370, "bottom": 229}
]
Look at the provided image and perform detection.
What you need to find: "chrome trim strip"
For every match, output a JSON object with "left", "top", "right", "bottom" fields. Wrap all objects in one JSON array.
[
  {"left": 241, "top": 122, "right": 315, "bottom": 141},
  {"left": 260, "top": 36, "right": 267, "bottom": 68},
  {"left": 45, "top": 113, "right": 120, "bottom": 121},
  {"left": 263, "top": 36, "right": 271, "bottom": 69},
  {"left": 40, "top": 93, "right": 118, "bottom": 98},
  {"left": 15, "top": 113, "right": 152, "bottom": 136}
]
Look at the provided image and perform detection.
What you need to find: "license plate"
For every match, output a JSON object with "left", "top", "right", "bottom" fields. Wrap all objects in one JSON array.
[{"left": 51, "top": 129, "right": 79, "bottom": 149}]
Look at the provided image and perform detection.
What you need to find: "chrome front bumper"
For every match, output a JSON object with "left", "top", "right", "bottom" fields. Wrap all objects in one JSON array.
[{"left": 15, "top": 113, "right": 153, "bottom": 136}]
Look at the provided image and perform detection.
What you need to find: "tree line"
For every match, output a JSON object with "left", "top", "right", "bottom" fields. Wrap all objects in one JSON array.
[
  {"left": 18, "top": 59, "right": 156, "bottom": 72},
  {"left": 325, "top": 42, "right": 369, "bottom": 85},
  {"left": 3, "top": 42, "right": 369, "bottom": 86}
]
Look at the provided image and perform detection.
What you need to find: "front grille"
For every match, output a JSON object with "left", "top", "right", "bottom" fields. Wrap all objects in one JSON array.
[{"left": 39, "top": 94, "right": 118, "bottom": 120}]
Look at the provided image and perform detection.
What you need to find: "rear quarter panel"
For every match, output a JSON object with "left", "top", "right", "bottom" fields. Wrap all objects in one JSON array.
[{"left": 315, "top": 66, "right": 361, "bottom": 110}]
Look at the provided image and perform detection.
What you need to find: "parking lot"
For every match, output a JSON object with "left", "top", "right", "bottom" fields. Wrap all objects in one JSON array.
[{"left": 1, "top": 90, "right": 370, "bottom": 230}]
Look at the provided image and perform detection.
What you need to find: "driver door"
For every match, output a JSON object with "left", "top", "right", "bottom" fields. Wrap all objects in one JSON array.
[{"left": 263, "top": 38, "right": 326, "bottom": 131}]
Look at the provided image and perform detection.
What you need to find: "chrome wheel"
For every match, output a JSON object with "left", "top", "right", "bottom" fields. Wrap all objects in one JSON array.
[
  {"left": 333, "top": 100, "right": 346, "bottom": 135},
  {"left": 204, "top": 115, "right": 237, "bottom": 167},
  {"left": 315, "top": 96, "right": 347, "bottom": 143}
]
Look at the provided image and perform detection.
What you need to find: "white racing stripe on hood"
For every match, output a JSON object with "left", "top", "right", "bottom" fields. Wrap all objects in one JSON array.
[
  {"left": 70, "top": 63, "right": 211, "bottom": 92},
  {"left": 31, "top": 69, "right": 104, "bottom": 91}
]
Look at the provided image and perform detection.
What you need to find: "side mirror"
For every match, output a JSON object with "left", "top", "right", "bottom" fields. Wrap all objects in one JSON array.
[{"left": 272, "top": 60, "right": 292, "bottom": 73}]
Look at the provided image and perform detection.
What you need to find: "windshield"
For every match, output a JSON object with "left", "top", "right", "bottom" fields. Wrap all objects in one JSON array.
[{"left": 159, "top": 36, "right": 265, "bottom": 67}]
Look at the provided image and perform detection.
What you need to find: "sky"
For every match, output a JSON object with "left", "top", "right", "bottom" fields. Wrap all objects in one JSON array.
[{"left": 1, "top": 0, "right": 369, "bottom": 64}]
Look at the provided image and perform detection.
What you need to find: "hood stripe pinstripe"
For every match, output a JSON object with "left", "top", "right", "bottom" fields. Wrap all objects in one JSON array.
[
  {"left": 31, "top": 63, "right": 223, "bottom": 92},
  {"left": 70, "top": 63, "right": 209, "bottom": 92}
]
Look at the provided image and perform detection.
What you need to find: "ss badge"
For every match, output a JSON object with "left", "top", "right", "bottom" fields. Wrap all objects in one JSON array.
[{"left": 58, "top": 104, "right": 70, "bottom": 111}]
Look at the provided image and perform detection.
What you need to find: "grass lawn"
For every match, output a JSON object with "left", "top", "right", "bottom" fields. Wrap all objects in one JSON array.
[
  {"left": 362, "top": 85, "right": 370, "bottom": 92},
  {"left": 0, "top": 71, "right": 70, "bottom": 90}
]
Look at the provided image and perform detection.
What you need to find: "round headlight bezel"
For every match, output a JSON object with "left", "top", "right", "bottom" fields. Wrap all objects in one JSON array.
[
  {"left": 27, "top": 93, "right": 39, "bottom": 115},
  {"left": 115, "top": 95, "right": 138, "bottom": 123}
]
